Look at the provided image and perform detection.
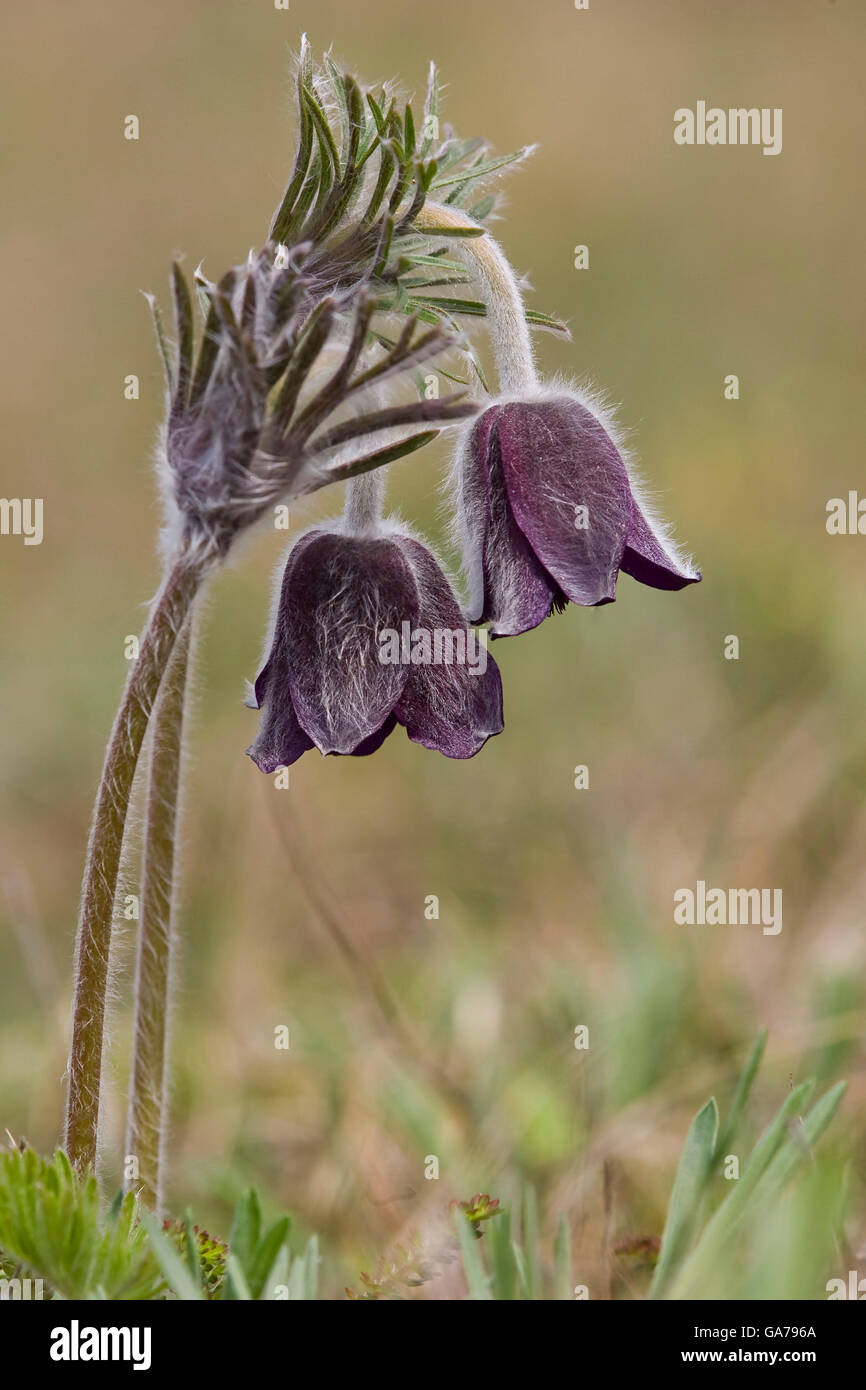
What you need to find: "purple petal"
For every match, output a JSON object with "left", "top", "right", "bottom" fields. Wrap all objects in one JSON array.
[
  {"left": 620, "top": 495, "right": 701, "bottom": 590},
  {"left": 246, "top": 665, "right": 314, "bottom": 773},
  {"left": 461, "top": 409, "right": 558, "bottom": 637},
  {"left": 285, "top": 532, "right": 419, "bottom": 754},
  {"left": 496, "top": 397, "right": 632, "bottom": 609},
  {"left": 342, "top": 712, "right": 398, "bottom": 758},
  {"left": 253, "top": 530, "right": 418, "bottom": 758},
  {"left": 393, "top": 538, "right": 504, "bottom": 758}
]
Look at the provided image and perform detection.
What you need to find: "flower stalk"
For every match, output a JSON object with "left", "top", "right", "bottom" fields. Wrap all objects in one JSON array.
[
  {"left": 415, "top": 203, "right": 538, "bottom": 394},
  {"left": 65, "top": 551, "right": 204, "bottom": 1171},
  {"left": 125, "top": 615, "right": 194, "bottom": 1211}
]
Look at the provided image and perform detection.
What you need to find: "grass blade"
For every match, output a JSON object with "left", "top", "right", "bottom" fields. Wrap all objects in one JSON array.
[
  {"left": 554, "top": 1214, "right": 572, "bottom": 1301},
  {"left": 455, "top": 1212, "right": 492, "bottom": 1300},
  {"left": 140, "top": 1213, "right": 202, "bottom": 1301},
  {"left": 649, "top": 1097, "right": 718, "bottom": 1299}
]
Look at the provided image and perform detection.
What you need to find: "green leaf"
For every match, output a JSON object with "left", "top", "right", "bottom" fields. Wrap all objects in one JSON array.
[
  {"left": 143, "top": 292, "right": 174, "bottom": 392},
  {"left": 360, "top": 143, "right": 396, "bottom": 225},
  {"left": 420, "top": 223, "right": 487, "bottom": 238},
  {"left": 170, "top": 263, "right": 194, "bottom": 408},
  {"left": 0, "top": 1149, "right": 162, "bottom": 1300},
  {"left": 669, "top": 1081, "right": 816, "bottom": 1298},
  {"left": 455, "top": 1211, "right": 492, "bottom": 1300},
  {"left": 182, "top": 1209, "right": 201, "bottom": 1290},
  {"left": 431, "top": 146, "right": 533, "bottom": 191},
  {"left": 228, "top": 1188, "right": 262, "bottom": 1281},
  {"left": 751, "top": 1082, "right": 847, "bottom": 1205},
  {"left": 141, "top": 1213, "right": 202, "bottom": 1301},
  {"left": 365, "top": 92, "right": 387, "bottom": 137},
  {"left": 224, "top": 1252, "right": 253, "bottom": 1301},
  {"left": 554, "top": 1214, "right": 572, "bottom": 1301},
  {"left": 403, "top": 103, "right": 416, "bottom": 159},
  {"left": 409, "top": 301, "right": 491, "bottom": 393},
  {"left": 489, "top": 1209, "right": 516, "bottom": 1300},
  {"left": 433, "top": 136, "right": 485, "bottom": 173},
  {"left": 261, "top": 1242, "right": 290, "bottom": 1301},
  {"left": 269, "top": 96, "right": 314, "bottom": 243},
  {"left": 649, "top": 1097, "right": 719, "bottom": 1299},
  {"left": 715, "top": 1028, "right": 768, "bottom": 1163},
  {"left": 408, "top": 295, "right": 487, "bottom": 318},
  {"left": 420, "top": 62, "right": 440, "bottom": 158},
  {"left": 320, "top": 430, "right": 441, "bottom": 486},
  {"left": 248, "top": 1216, "right": 291, "bottom": 1300},
  {"left": 304, "top": 1234, "right": 319, "bottom": 1301},
  {"left": 402, "top": 253, "right": 466, "bottom": 274},
  {"left": 525, "top": 308, "right": 571, "bottom": 337},
  {"left": 323, "top": 57, "right": 351, "bottom": 167},
  {"left": 301, "top": 84, "right": 340, "bottom": 181},
  {"left": 522, "top": 1187, "right": 541, "bottom": 1300},
  {"left": 468, "top": 194, "right": 496, "bottom": 222},
  {"left": 511, "top": 1241, "right": 530, "bottom": 1299}
]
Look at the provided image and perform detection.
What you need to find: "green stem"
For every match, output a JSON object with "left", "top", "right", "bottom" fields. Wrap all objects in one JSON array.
[
  {"left": 125, "top": 615, "right": 194, "bottom": 1211},
  {"left": 65, "top": 550, "right": 204, "bottom": 1172}
]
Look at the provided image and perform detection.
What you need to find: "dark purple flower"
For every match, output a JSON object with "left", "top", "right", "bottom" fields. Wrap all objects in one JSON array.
[
  {"left": 455, "top": 393, "right": 701, "bottom": 636},
  {"left": 247, "top": 527, "right": 503, "bottom": 770}
]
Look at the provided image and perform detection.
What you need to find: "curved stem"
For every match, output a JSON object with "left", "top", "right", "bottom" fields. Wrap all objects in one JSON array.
[
  {"left": 125, "top": 616, "right": 194, "bottom": 1211},
  {"left": 65, "top": 551, "right": 204, "bottom": 1172},
  {"left": 415, "top": 202, "right": 538, "bottom": 394},
  {"left": 343, "top": 468, "right": 385, "bottom": 533}
]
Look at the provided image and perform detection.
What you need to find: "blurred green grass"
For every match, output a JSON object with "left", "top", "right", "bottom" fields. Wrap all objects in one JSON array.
[{"left": 1, "top": 0, "right": 865, "bottom": 1296}]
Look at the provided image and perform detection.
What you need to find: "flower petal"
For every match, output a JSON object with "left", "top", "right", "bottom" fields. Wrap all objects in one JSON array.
[
  {"left": 254, "top": 530, "right": 418, "bottom": 757},
  {"left": 290, "top": 532, "right": 419, "bottom": 754},
  {"left": 460, "top": 410, "right": 558, "bottom": 637},
  {"left": 246, "top": 661, "right": 314, "bottom": 773},
  {"left": 620, "top": 496, "right": 702, "bottom": 590},
  {"left": 496, "top": 397, "right": 632, "bottom": 608},
  {"left": 342, "top": 712, "right": 398, "bottom": 758},
  {"left": 393, "top": 538, "right": 504, "bottom": 758}
]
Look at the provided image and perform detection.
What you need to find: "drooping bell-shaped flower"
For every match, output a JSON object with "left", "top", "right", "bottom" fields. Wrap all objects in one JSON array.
[
  {"left": 453, "top": 391, "right": 701, "bottom": 637},
  {"left": 247, "top": 496, "right": 503, "bottom": 770}
]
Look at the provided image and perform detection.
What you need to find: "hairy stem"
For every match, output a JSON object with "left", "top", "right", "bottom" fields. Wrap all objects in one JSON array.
[
  {"left": 125, "top": 615, "right": 194, "bottom": 1211},
  {"left": 416, "top": 202, "right": 538, "bottom": 394},
  {"left": 65, "top": 550, "right": 204, "bottom": 1172},
  {"left": 343, "top": 468, "right": 385, "bottom": 533}
]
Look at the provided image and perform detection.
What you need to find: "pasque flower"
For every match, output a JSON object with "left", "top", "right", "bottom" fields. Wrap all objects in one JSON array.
[
  {"left": 68, "top": 39, "right": 704, "bottom": 1203},
  {"left": 454, "top": 390, "right": 701, "bottom": 636},
  {"left": 413, "top": 204, "right": 700, "bottom": 638},
  {"left": 247, "top": 481, "right": 503, "bottom": 770},
  {"left": 68, "top": 48, "right": 512, "bottom": 1182}
]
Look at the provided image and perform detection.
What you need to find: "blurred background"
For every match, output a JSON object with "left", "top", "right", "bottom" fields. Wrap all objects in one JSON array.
[{"left": 2, "top": 0, "right": 865, "bottom": 1297}]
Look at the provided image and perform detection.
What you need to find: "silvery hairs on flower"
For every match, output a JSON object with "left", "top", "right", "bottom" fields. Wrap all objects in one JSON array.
[
  {"left": 145, "top": 38, "right": 543, "bottom": 574},
  {"left": 452, "top": 383, "right": 701, "bottom": 637},
  {"left": 428, "top": 201, "right": 701, "bottom": 636},
  {"left": 246, "top": 473, "right": 504, "bottom": 770},
  {"left": 149, "top": 251, "right": 474, "bottom": 574}
]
